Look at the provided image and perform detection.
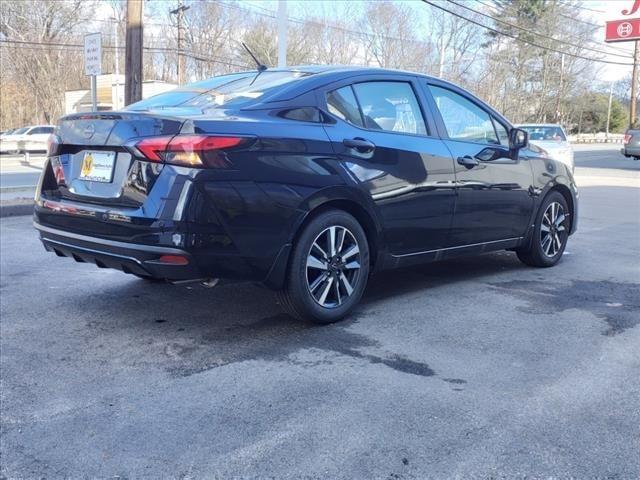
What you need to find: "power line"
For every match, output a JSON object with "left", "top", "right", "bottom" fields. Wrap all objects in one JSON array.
[
  {"left": 556, "top": 1, "right": 605, "bottom": 14},
  {"left": 448, "top": 0, "right": 632, "bottom": 59},
  {"left": 0, "top": 39, "right": 248, "bottom": 69},
  {"left": 473, "top": 0, "right": 634, "bottom": 57},
  {"left": 421, "top": 0, "right": 633, "bottom": 66}
]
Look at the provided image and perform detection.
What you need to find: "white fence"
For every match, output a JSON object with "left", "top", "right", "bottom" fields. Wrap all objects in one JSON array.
[{"left": 568, "top": 133, "right": 625, "bottom": 144}]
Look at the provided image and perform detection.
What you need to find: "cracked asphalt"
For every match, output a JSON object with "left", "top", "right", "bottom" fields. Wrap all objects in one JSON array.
[{"left": 1, "top": 146, "right": 639, "bottom": 479}]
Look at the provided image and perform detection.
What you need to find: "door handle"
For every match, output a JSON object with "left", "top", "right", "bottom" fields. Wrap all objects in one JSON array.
[
  {"left": 343, "top": 137, "right": 376, "bottom": 153},
  {"left": 457, "top": 155, "right": 480, "bottom": 169}
]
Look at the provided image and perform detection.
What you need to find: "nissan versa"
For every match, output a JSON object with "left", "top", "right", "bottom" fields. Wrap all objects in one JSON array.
[{"left": 34, "top": 66, "right": 578, "bottom": 323}]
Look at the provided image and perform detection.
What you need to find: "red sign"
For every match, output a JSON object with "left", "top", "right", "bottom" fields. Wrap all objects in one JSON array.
[{"left": 605, "top": 18, "right": 640, "bottom": 42}]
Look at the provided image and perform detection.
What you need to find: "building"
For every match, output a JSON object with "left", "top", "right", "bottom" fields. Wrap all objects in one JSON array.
[{"left": 64, "top": 74, "right": 176, "bottom": 114}]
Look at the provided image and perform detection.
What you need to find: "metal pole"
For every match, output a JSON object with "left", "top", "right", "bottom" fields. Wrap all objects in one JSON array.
[
  {"left": 606, "top": 82, "right": 613, "bottom": 140},
  {"left": 91, "top": 75, "right": 97, "bottom": 111},
  {"left": 555, "top": 53, "right": 564, "bottom": 123},
  {"left": 125, "top": 0, "right": 143, "bottom": 106},
  {"left": 277, "top": 0, "right": 287, "bottom": 68},
  {"left": 630, "top": 40, "right": 639, "bottom": 129},
  {"left": 177, "top": 2, "right": 184, "bottom": 85},
  {"left": 113, "top": 18, "right": 120, "bottom": 110},
  {"left": 438, "top": 39, "right": 445, "bottom": 78}
]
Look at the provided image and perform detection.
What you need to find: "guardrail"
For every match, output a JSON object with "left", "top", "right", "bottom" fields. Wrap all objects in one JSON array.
[{"left": 568, "top": 134, "right": 625, "bottom": 144}]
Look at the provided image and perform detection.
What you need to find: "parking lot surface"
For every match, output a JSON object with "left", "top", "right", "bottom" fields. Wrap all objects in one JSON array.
[{"left": 1, "top": 147, "right": 639, "bottom": 478}]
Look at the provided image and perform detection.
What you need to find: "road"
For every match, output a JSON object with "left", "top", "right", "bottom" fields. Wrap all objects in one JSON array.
[{"left": 1, "top": 146, "right": 639, "bottom": 478}]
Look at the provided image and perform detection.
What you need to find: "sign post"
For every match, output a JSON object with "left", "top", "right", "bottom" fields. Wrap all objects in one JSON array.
[
  {"left": 84, "top": 33, "right": 102, "bottom": 112},
  {"left": 604, "top": 2, "right": 640, "bottom": 128}
]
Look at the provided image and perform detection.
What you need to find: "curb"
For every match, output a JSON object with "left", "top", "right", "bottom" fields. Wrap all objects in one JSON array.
[{"left": 0, "top": 202, "right": 34, "bottom": 218}]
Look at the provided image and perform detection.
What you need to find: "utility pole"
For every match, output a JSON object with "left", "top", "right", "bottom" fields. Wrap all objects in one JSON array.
[
  {"left": 111, "top": 17, "right": 120, "bottom": 110},
  {"left": 277, "top": 0, "right": 287, "bottom": 68},
  {"left": 170, "top": 1, "right": 190, "bottom": 86},
  {"left": 438, "top": 39, "right": 445, "bottom": 78},
  {"left": 606, "top": 81, "right": 613, "bottom": 139},
  {"left": 555, "top": 53, "right": 564, "bottom": 123},
  {"left": 125, "top": 0, "right": 143, "bottom": 106},
  {"left": 631, "top": 40, "right": 639, "bottom": 129}
]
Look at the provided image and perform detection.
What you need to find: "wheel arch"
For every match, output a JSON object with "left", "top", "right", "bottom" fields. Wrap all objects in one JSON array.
[
  {"left": 292, "top": 198, "right": 381, "bottom": 271},
  {"left": 263, "top": 187, "right": 384, "bottom": 290}
]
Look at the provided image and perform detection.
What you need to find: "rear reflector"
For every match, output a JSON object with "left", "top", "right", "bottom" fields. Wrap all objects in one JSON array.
[
  {"left": 158, "top": 255, "right": 189, "bottom": 265},
  {"left": 135, "top": 135, "right": 245, "bottom": 167}
]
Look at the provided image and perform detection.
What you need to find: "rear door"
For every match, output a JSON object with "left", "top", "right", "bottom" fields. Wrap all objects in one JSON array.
[
  {"left": 319, "top": 75, "right": 457, "bottom": 256},
  {"left": 424, "top": 81, "right": 534, "bottom": 246}
]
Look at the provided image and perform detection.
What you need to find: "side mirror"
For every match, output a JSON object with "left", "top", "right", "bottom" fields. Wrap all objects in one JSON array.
[{"left": 509, "top": 128, "right": 528, "bottom": 150}]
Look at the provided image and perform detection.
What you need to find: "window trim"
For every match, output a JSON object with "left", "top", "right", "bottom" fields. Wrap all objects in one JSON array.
[{"left": 319, "top": 77, "right": 436, "bottom": 139}]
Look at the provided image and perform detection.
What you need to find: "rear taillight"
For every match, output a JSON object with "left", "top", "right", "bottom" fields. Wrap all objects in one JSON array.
[
  {"left": 134, "top": 135, "right": 247, "bottom": 168},
  {"left": 624, "top": 134, "right": 632, "bottom": 144}
]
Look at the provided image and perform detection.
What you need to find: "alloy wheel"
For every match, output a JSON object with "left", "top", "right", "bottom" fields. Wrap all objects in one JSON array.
[
  {"left": 305, "top": 225, "right": 361, "bottom": 308},
  {"left": 540, "top": 201, "right": 566, "bottom": 257}
]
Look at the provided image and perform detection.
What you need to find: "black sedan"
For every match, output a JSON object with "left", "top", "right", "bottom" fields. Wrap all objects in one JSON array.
[{"left": 34, "top": 66, "right": 578, "bottom": 323}]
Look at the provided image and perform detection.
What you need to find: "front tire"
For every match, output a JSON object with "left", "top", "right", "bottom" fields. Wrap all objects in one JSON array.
[
  {"left": 517, "top": 191, "right": 570, "bottom": 267},
  {"left": 278, "top": 210, "right": 370, "bottom": 324}
]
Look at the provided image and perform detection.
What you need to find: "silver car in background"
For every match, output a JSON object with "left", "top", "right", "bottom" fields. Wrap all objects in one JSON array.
[
  {"left": 518, "top": 124, "right": 574, "bottom": 170},
  {"left": 622, "top": 129, "right": 640, "bottom": 160},
  {"left": 0, "top": 125, "right": 55, "bottom": 154}
]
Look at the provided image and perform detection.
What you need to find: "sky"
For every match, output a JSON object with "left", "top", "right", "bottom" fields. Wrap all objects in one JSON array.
[{"left": 95, "top": 0, "right": 638, "bottom": 83}]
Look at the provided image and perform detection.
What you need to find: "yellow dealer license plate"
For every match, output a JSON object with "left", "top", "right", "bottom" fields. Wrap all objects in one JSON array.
[{"left": 79, "top": 151, "right": 116, "bottom": 183}]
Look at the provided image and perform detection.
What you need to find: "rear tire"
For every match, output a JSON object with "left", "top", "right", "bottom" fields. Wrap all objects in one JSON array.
[
  {"left": 277, "top": 209, "right": 370, "bottom": 324},
  {"left": 516, "top": 191, "right": 570, "bottom": 267}
]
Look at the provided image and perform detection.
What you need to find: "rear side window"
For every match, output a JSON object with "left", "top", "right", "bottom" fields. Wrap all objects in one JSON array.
[
  {"left": 31, "top": 127, "right": 54, "bottom": 134},
  {"left": 352, "top": 82, "right": 427, "bottom": 135},
  {"left": 326, "top": 86, "right": 364, "bottom": 127},
  {"left": 429, "top": 85, "right": 498, "bottom": 144}
]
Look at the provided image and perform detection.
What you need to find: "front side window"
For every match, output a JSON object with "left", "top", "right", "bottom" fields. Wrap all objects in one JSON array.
[
  {"left": 429, "top": 85, "right": 498, "bottom": 144},
  {"left": 326, "top": 86, "right": 364, "bottom": 127},
  {"left": 352, "top": 82, "right": 427, "bottom": 135}
]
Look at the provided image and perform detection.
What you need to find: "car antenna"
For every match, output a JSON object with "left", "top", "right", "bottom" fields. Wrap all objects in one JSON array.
[
  {"left": 242, "top": 42, "right": 268, "bottom": 86},
  {"left": 242, "top": 42, "right": 268, "bottom": 73}
]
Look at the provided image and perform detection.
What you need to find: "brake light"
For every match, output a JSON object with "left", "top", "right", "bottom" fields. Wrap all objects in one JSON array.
[
  {"left": 158, "top": 255, "right": 189, "bottom": 265},
  {"left": 135, "top": 135, "right": 245, "bottom": 167},
  {"left": 624, "top": 134, "right": 632, "bottom": 144}
]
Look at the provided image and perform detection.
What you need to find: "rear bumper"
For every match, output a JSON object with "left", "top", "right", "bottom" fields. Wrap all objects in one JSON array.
[
  {"left": 35, "top": 222, "right": 202, "bottom": 280},
  {"left": 622, "top": 146, "right": 640, "bottom": 157}
]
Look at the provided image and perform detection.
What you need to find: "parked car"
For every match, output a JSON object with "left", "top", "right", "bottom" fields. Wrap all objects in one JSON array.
[
  {"left": 517, "top": 124, "right": 574, "bottom": 170},
  {"left": 0, "top": 125, "right": 55, "bottom": 154},
  {"left": 33, "top": 66, "right": 578, "bottom": 323},
  {"left": 0, "top": 127, "right": 29, "bottom": 153},
  {"left": 622, "top": 129, "right": 640, "bottom": 160}
]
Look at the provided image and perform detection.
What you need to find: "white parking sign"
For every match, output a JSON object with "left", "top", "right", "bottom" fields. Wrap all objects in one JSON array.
[{"left": 84, "top": 33, "right": 102, "bottom": 76}]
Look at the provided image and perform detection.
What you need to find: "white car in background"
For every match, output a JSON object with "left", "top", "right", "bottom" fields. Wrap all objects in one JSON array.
[
  {"left": 517, "top": 124, "right": 574, "bottom": 171},
  {"left": 0, "top": 125, "right": 55, "bottom": 154}
]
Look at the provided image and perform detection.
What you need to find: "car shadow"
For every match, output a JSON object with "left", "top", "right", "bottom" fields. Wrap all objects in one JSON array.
[{"left": 75, "top": 251, "right": 527, "bottom": 383}]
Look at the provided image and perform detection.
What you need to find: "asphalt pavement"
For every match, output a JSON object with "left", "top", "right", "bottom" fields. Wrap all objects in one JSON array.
[{"left": 1, "top": 146, "right": 639, "bottom": 478}]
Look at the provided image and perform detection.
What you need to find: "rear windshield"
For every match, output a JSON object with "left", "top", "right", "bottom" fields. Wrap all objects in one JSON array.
[
  {"left": 126, "top": 71, "right": 312, "bottom": 111},
  {"left": 520, "top": 126, "right": 566, "bottom": 141},
  {"left": 12, "top": 127, "right": 28, "bottom": 135}
]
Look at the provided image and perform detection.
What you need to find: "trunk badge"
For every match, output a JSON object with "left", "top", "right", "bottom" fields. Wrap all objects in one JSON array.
[{"left": 83, "top": 124, "right": 96, "bottom": 139}]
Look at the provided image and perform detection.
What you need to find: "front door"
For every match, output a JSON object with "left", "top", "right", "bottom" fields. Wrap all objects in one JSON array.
[
  {"left": 320, "top": 78, "right": 457, "bottom": 255},
  {"left": 426, "top": 83, "right": 534, "bottom": 246}
]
